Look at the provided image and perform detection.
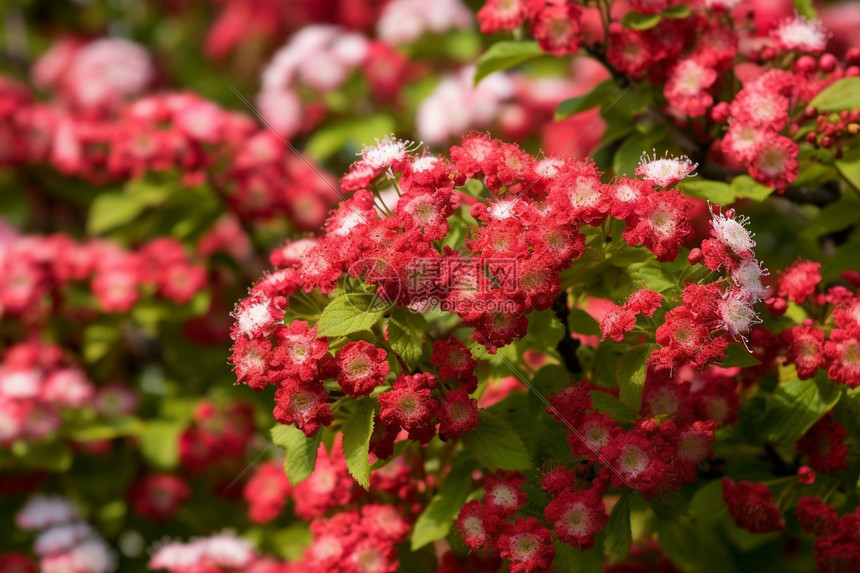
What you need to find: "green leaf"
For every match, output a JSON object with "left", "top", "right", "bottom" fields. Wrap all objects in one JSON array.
[
  {"left": 271, "top": 424, "right": 322, "bottom": 485},
  {"left": 410, "top": 459, "right": 472, "bottom": 550},
  {"left": 760, "top": 375, "right": 842, "bottom": 443},
  {"left": 342, "top": 399, "right": 376, "bottom": 489},
  {"left": 590, "top": 390, "right": 638, "bottom": 425},
  {"left": 621, "top": 12, "right": 662, "bottom": 30},
  {"left": 553, "top": 541, "right": 604, "bottom": 573},
  {"left": 801, "top": 198, "right": 860, "bottom": 238},
  {"left": 809, "top": 77, "right": 860, "bottom": 112},
  {"left": 627, "top": 261, "right": 676, "bottom": 292},
  {"left": 721, "top": 343, "right": 762, "bottom": 368},
  {"left": 792, "top": 0, "right": 816, "bottom": 18},
  {"left": 679, "top": 179, "right": 735, "bottom": 205},
  {"left": 317, "top": 294, "right": 386, "bottom": 337},
  {"left": 474, "top": 41, "right": 543, "bottom": 85},
  {"left": 617, "top": 344, "right": 657, "bottom": 412},
  {"left": 388, "top": 308, "right": 427, "bottom": 370},
  {"left": 731, "top": 175, "right": 773, "bottom": 201},
  {"left": 689, "top": 480, "right": 726, "bottom": 524},
  {"left": 139, "top": 421, "right": 183, "bottom": 470},
  {"left": 555, "top": 80, "right": 619, "bottom": 120},
  {"left": 605, "top": 494, "right": 633, "bottom": 564},
  {"left": 836, "top": 152, "right": 860, "bottom": 192},
  {"left": 462, "top": 410, "right": 531, "bottom": 471},
  {"left": 304, "top": 114, "right": 396, "bottom": 161},
  {"left": 11, "top": 439, "right": 73, "bottom": 472},
  {"left": 568, "top": 307, "right": 601, "bottom": 337},
  {"left": 88, "top": 180, "right": 171, "bottom": 235},
  {"left": 524, "top": 309, "right": 566, "bottom": 350},
  {"left": 662, "top": 5, "right": 691, "bottom": 18},
  {"left": 82, "top": 319, "right": 121, "bottom": 364}
]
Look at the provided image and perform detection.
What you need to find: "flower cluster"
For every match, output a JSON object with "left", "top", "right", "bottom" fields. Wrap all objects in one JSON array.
[
  {"left": 15, "top": 495, "right": 115, "bottom": 573},
  {"left": 766, "top": 259, "right": 860, "bottom": 388},
  {"left": 0, "top": 230, "right": 207, "bottom": 318},
  {"left": 230, "top": 134, "right": 701, "bottom": 440},
  {"left": 0, "top": 342, "right": 95, "bottom": 445},
  {"left": 456, "top": 471, "right": 555, "bottom": 573},
  {"left": 652, "top": 204, "right": 768, "bottom": 372},
  {"left": 797, "top": 496, "right": 860, "bottom": 572}
]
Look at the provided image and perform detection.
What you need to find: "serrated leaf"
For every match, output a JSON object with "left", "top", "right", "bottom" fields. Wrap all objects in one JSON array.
[
  {"left": 462, "top": 411, "right": 531, "bottom": 471},
  {"left": 621, "top": 12, "right": 662, "bottom": 30},
  {"left": 388, "top": 308, "right": 427, "bottom": 370},
  {"left": 139, "top": 421, "right": 183, "bottom": 469},
  {"left": 524, "top": 309, "right": 565, "bottom": 349},
  {"left": 760, "top": 375, "right": 842, "bottom": 443},
  {"left": 317, "top": 294, "right": 386, "bottom": 337},
  {"left": 271, "top": 424, "right": 322, "bottom": 485},
  {"left": 605, "top": 494, "right": 632, "bottom": 564},
  {"left": 809, "top": 77, "right": 860, "bottom": 112},
  {"left": 342, "top": 399, "right": 376, "bottom": 489},
  {"left": 555, "top": 80, "right": 618, "bottom": 120},
  {"left": 679, "top": 179, "right": 735, "bottom": 205},
  {"left": 474, "top": 41, "right": 543, "bottom": 85},
  {"left": 721, "top": 343, "right": 762, "bottom": 368},
  {"left": 617, "top": 344, "right": 657, "bottom": 412},
  {"left": 731, "top": 175, "right": 774, "bottom": 201},
  {"left": 410, "top": 459, "right": 472, "bottom": 550}
]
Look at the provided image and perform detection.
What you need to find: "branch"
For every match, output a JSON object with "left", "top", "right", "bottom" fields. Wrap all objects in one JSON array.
[{"left": 552, "top": 293, "right": 583, "bottom": 376}]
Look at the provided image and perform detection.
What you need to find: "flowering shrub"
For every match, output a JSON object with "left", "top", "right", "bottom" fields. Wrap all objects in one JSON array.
[{"left": 2, "top": 0, "right": 860, "bottom": 572}]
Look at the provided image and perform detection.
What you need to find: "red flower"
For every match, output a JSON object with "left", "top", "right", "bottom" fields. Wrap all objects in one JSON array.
[{"left": 721, "top": 478, "right": 784, "bottom": 533}]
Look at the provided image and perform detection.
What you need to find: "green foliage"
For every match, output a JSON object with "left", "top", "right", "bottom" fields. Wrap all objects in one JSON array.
[
  {"left": 721, "top": 344, "right": 762, "bottom": 368},
  {"left": 271, "top": 424, "right": 322, "bottom": 485},
  {"left": 605, "top": 494, "right": 633, "bottom": 564},
  {"left": 88, "top": 179, "right": 171, "bottom": 235},
  {"left": 342, "top": 399, "right": 376, "bottom": 489},
  {"left": 462, "top": 410, "right": 531, "bottom": 471},
  {"left": 387, "top": 308, "right": 428, "bottom": 370},
  {"left": 555, "top": 80, "right": 618, "bottom": 120},
  {"left": 139, "top": 421, "right": 183, "bottom": 469},
  {"left": 617, "top": 344, "right": 657, "bottom": 415},
  {"left": 474, "top": 41, "right": 543, "bottom": 85},
  {"left": 809, "top": 77, "right": 860, "bottom": 112},
  {"left": 305, "top": 115, "right": 397, "bottom": 161},
  {"left": 679, "top": 179, "right": 735, "bottom": 205},
  {"left": 731, "top": 175, "right": 774, "bottom": 201},
  {"left": 759, "top": 375, "right": 842, "bottom": 444},
  {"left": 410, "top": 459, "right": 472, "bottom": 550},
  {"left": 317, "top": 294, "right": 387, "bottom": 337}
]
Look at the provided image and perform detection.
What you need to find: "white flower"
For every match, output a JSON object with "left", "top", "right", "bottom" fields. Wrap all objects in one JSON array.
[
  {"left": 731, "top": 259, "right": 770, "bottom": 302},
  {"left": 773, "top": 15, "right": 829, "bottom": 53},
  {"left": 710, "top": 205, "right": 756, "bottom": 256},
  {"left": 35, "top": 523, "right": 94, "bottom": 556},
  {"left": 359, "top": 135, "right": 421, "bottom": 171},
  {"left": 635, "top": 150, "right": 697, "bottom": 187},
  {"left": 718, "top": 290, "right": 763, "bottom": 343},
  {"left": 16, "top": 495, "right": 80, "bottom": 531}
]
